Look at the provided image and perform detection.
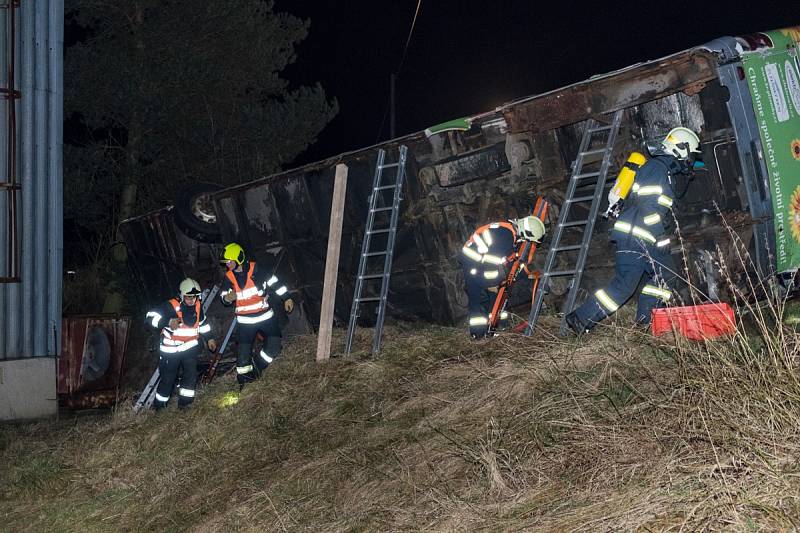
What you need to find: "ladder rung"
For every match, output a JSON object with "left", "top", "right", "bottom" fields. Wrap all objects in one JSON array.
[
  {"left": 375, "top": 185, "right": 396, "bottom": 190},
  {"left": 560, "top": 219, "right": 589, "bottom": 228},
  {"left": 371, "top": 207, "right": 393, "bottom": 212},
  {"left": 379, "top": 163, "right": 399, "bottom": 169},
  {"left": 580, "top": 148, "right": 607, "bottom": 157},
  {"left": 548, "top": 269, "right": 577, "bottom": 277},
  {"left": 360, "top": 274, "right": 385, "bottom": 280},
  {"left": 588, "top": 124, "right": 613, "bottom": 132},
  {"left": 569, "top": 195, "right": 596, "bottom": 202},
  {"left": 554, "top": 244, "right": 583, "bottom": 252},
  {"left": 367, "top": 228, "right": 391, "bottom": 234},
  {"left": 357, "top": 297, "right": 382, "bottom": 303},
  {"left": 575, "top": 171, "right": 600, "bottom": 179},
  {"left": 364, "top": 251, "right": 388, "bottom": 257}
]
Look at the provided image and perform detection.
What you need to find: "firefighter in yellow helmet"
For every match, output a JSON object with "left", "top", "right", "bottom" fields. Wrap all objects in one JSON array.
[
  {"left": 219, "top": 243, "right": 295, "bottom": 388},
  {"left": 145, "top": 277, "right": 216, "bottom": 410},
  {"left": 566, "top": 127, "right": 701, "bottom": 334},
  {"left": 460, "top": 215, "right": 545, "bottom": 338}
]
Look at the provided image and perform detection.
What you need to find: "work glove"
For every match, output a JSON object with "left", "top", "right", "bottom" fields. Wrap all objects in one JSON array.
[
  {"left": 284, "top": 298, "right": 294, "bottom": 314},
  {"left": 207, "top": 339, "right": 218, "bottom": 352},
  {"left": 607, "top": 188, "right": 621, "bottom": 207},
  {"left": 222, "top": 291, "right": 236, "bottom": 304},
  {"left": 168, "top": 318, "right": 180, "bottom": 330},
  {"left": 603, "top": 200, "right": 621, "bottom": 219},
  {"left": 498, "top": 263, "right": 511, "bottom": 283}
]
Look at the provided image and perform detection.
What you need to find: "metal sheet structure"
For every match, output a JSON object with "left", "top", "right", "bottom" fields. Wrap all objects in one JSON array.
[
  {"left": 119, "top": 206, "right": 220, "bottom": 305},
  {"left": 0, "top": 1, "right": 63, "bottom": 364},
  {"left": 121, "top": 32, "right": 784, "bottom": 333},
  {"left": 500, "top": 49, "right": 718, "bottom": 134}
]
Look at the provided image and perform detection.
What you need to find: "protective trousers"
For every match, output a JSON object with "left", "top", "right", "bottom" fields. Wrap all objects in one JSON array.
[
  {"left": 464, "top": 268, "right": 496, "bottom": 339},
  {"left": 235, "top": 318, "right": 282, "bottom": 385},
  {"left": 573, "top": 239, "right": 676, "bottom": 330},
  {"left": 154, "top": 345, "right": 200, "bottom": 410}
]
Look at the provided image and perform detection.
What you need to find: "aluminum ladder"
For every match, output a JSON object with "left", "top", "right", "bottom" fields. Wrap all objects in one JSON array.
[
  {"left": 133, "top": 283, "right": 221, "bottom": 412},
  {"left": 345, "top": 145, "right": 408, "bottom": 356},
  {"left": 525, "top": 110, "right": 624, "bottom": 336}
]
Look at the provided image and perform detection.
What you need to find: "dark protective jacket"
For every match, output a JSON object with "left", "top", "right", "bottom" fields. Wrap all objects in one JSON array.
[
  {"left": 612, "top": 155, "right": 683, "bottom": 248},
  {"left": 145, "top": 298, "right": 213, "bottom": 354},
  {"left": 460, "top": 221, "right": 519, "bottom": 287}
]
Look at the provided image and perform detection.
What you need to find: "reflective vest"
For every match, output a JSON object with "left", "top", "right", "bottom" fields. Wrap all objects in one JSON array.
[
  {"left": 160, "top": 298, "right": 201, "bottom": 353},
  {"left": 461, "top": 221, "right": 518, "bottom": 266},
  {"left": 226, "top": 262, "right": 269, "bottom": 316}
]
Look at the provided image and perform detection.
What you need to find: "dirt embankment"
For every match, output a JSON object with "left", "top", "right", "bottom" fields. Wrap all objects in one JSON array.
[{"left": 2, "top": 318, "right": 800, "bottom": 531}]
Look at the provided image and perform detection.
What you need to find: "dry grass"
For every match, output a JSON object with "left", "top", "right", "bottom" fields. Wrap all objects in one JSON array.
[{"left": 2, "top": 311, "right": 800, "bottom": 532}]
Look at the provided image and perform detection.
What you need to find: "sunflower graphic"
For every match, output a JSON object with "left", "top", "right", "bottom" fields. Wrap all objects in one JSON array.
[
  {"left": 793, "top": 139, "right": 800, "bottom": 161},
  {"left": 780, "top": 26, "right": 800, "bottom": 44},
  {"left": 791, "top": 186, "right": 800, "bottom": 243}
]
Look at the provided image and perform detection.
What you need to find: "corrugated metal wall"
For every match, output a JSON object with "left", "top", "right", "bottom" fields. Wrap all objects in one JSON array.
[{"left": 0, "top": 1, "right": 63, "bottom": 359}]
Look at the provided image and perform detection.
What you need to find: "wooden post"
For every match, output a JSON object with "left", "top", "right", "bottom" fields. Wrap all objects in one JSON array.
[{"left": 316, "top": 163, "right": 348, "bottom": 361}]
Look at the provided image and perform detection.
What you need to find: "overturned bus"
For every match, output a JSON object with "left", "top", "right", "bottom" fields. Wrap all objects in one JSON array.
[{"left": 121, "top": 26, "right": 800, "bottom": 335}]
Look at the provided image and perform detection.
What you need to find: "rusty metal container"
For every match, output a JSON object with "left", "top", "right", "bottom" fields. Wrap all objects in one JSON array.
[{"left": 58, "top": 315, "right": 130, "bottom": 409}]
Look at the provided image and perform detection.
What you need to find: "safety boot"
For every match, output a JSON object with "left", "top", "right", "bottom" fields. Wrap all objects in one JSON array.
[{"left": 565, "top": 312, "right": 588, "bottom": 336}]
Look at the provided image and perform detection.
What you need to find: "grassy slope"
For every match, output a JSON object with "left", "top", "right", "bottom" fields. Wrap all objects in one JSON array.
[{"left": 2, "top": 319, "right": 800, "bottom": 532}]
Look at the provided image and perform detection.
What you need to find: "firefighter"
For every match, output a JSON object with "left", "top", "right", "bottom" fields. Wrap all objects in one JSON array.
[
  {"left": 460, "top": 215, "right": 546, "bottom": 338},
  {"left": 565, "top": 126, "right": 702, "bottom": 335},
  {"left": 219, "top": 242, "right": 294, "bottom": 387},
  {"left": 145, "top": 278, "right": 216, "bottom": 410}
]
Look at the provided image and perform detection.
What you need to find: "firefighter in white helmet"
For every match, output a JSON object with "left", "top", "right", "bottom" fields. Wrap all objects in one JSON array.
[
  {"left": 566, "top": 126, "right": 702, "bottom": 334},
  {"left": 145, "top": 277, "right": 217, "bottom": 410},
  {"left": 460, "top": 215, "right": 546, "bottom": 338}
]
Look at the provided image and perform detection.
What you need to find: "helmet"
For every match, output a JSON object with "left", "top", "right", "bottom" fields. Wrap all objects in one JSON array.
[
  {"left": 661, "top": 127, "right": 701, "bottom": 160},
  {"left": 514, "top": 215, "right": 546, "bottom": 242},
  {"left": 220, "top": 242, "right": 245, "bottom": 266},
  {"left": 179, "top": 278, "right": 202, "bottom": 298}
]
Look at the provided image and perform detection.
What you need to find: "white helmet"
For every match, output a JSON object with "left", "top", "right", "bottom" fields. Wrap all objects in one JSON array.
[
  {"left": 661, "top": 127, "right": 701, "bottom": 160},
  {"left": 514, "top": 215, "right": 546, "bottom": 242},
  {"left": 179, "top": 278, "right": 202, "bottom": 298}
]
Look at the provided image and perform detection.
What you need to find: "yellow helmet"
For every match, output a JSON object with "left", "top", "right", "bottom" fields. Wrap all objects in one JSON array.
[
  {"left": 514, "top": 215, "right": 546, "bottom": 242},
  {"left": 179, "top": 278, "right": 201, "bottom": 298},
  {"left": 661, "top": 127, "right": 701, "bottom": 160},
  {"left": 220, "top": 243, "right": 245, "bottom": 266}
]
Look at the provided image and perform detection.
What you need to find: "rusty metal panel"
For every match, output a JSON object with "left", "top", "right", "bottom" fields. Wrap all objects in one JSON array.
[
  {"left": 433, "top": 142, "right": 510, "bottom": 186},
  {"left": 119, "top": 207, "right": 220, "bottom": 304},
  {"left": 211, "top": 147, "right": 463, "bottom": 326},
  {"left": 120, "top": 42, "right": 768, "bottom": 332},
  {"left": 271, "top": 175, "right": 323, "bottom": 239},
  {"left": 502, "top": 50, "right": 717, "bottom": 134},
  {"left": 59, "top": 315, "right": 130, "bottom": 408}
]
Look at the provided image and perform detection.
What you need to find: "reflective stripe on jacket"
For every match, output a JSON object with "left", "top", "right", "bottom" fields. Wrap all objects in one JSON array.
[
  {"left": 158, "top": 298, "right": 201, "bottom": 353},
  {"left": 461, "top": 221, "right": 518, "bottom": 269},
  {"left": 226, "top": 262, "right": 269, "bottom": 316},
  {"left": 613, "top": 156, "right": 680, "bottom": 246},
  {"left": 164, "top": 298, "right": 201, "bottom": 342}
]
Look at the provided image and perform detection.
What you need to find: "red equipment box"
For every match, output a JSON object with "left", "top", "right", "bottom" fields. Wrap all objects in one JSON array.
[{"left": 651, "top": 303, "right": 736, "bottom": 340}]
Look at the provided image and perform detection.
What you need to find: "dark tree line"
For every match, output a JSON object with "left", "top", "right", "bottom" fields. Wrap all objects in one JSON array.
[{"left": 64, "top": 0, "right": 338, "bottom": 312}]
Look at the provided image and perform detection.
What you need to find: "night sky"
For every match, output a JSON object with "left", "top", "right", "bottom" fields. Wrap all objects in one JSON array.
[{"left": 276, "top": 0, "right": 795, "bottom": 166}]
